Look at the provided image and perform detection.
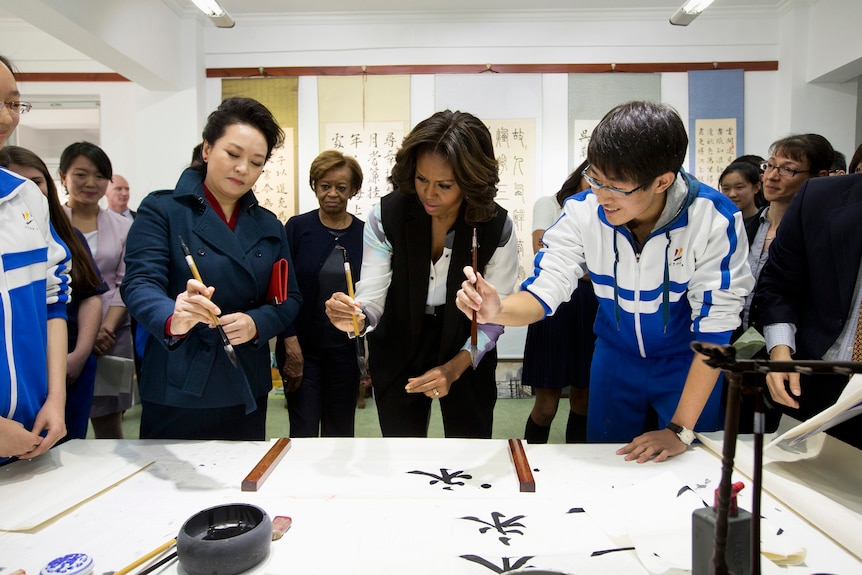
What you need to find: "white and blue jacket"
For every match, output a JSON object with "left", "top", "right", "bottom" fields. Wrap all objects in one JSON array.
[
  {"left": 523, "top": 171, "right": 753, "bottom": 359},
  {"left": 0, "top": 167, "right": 71, "bottom": 439}
]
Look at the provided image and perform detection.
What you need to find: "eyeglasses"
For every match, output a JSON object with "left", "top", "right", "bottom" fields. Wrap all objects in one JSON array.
[
  {"left": 581, "top": 165, "right": 644, "bottom": 196},
  {"left": 760, "top": 161, "right": 809, "bottom": 178},
  {"left": 0, "top": 100, "right": 32, "bottom": 115}
]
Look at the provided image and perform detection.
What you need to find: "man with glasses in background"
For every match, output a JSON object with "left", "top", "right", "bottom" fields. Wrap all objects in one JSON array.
[{"left": 457, "top": 101, "right": 753, "bottom": 462}]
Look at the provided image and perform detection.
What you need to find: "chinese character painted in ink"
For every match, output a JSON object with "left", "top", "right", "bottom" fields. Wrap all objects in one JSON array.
[
  {"left": 460, "top": 511, "right": 526, "bottom": 546},
  {"left": 408, "top": 468, "right": 472, "bottom": 490},
  {"left": 460, "top": 554, "right": 535, "bottom": 573}
]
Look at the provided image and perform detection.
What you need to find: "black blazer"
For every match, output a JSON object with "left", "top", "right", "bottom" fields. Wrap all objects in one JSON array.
[
  {"left": 752, "top": 174, "right": 862, "bottom": 360},
  {"left": 751, "top": 174, "right": 862, "bottom": 446}
]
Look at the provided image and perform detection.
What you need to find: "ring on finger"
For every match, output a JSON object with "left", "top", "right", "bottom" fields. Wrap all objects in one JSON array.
[{"left": 433, "top": 388, "right": 440, "bottom": 397}]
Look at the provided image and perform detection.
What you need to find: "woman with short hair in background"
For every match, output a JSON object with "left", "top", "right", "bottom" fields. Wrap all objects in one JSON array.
[{"left": 278, "top": 150, "right": 366, "bottom": 437}]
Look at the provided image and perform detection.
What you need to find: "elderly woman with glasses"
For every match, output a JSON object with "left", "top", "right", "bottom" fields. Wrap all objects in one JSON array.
[{"left": 457, "top": 101, "right": 754, "bottom": 462}]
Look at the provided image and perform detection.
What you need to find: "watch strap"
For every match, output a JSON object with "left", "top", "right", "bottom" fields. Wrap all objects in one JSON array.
[{"left": 666, "top": 421, "right": 684, "bottom": 434}]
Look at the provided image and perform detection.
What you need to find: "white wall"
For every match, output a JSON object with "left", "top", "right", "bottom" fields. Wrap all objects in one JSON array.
[
  {"left": 7, "top": 1, "right": 862, "bottom": 207},
  {"left": 5, "top": 0, "right": 859, "bottom": 359}
]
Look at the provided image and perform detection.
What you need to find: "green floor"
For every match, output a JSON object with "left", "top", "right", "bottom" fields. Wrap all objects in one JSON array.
[{"left": 97, "top": 391, "right": 570, "bottom": 442}]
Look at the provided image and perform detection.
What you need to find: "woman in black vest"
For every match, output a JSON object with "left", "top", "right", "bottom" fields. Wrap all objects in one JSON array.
[{"left": 325, "top": 110, "right": 519, "bottom": 438}]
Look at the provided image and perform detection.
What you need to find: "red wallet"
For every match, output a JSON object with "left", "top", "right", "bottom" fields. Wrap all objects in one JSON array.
[{"left": 267, "top": 258, "right": 289, "bottom": 304}]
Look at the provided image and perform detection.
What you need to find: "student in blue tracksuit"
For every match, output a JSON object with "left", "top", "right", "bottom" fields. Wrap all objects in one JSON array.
[
  {"left": 457, "top": 101, "right": 754, "bottom": 462},
  {"left": 1, "top": 55, "right": 71, "bottom": 463}
]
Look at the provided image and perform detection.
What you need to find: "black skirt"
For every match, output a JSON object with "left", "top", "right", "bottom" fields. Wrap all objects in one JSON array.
[{"left": 522, "top": 280, "right": 597, "bottom": 390}]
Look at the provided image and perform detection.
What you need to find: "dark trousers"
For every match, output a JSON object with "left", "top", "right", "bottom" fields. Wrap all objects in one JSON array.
[
  {"left": 286, "top": 345, "right": 360, "bottom": 437},
  {"left": 62, "top": 353, "right": 97, "bottom": 441},
  {"left": 139, "top": 394, "right": 269, "bottom": 440},
  {"left": 374, "top": 313, "right": 497, "bottom": 439}
]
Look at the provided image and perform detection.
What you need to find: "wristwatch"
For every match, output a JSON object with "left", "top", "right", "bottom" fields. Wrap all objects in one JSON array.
[{"left": 666, "top": 421, "right": 695, "bottom": 445}]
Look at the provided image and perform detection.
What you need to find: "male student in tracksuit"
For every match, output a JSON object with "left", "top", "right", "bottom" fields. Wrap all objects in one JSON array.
[{"left": 457, "top": 101, "right": 753, "bottom": 463}]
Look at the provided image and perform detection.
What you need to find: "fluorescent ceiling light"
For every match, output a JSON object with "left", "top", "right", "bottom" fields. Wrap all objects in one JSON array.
[
  {"left": 189, "top": 0, "right": 235, "bottom": 28},
  {"left": 669, "top": 0, "right": 715, "bottom": 26}
]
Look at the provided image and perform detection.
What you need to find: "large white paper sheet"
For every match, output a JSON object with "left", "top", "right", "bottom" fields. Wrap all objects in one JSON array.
[
  {"left": 698, "top": 425, "right": 862, "bottom": 561},
  {"left": 0, "top": 439, "right": 858, "bottom": 575},
  {"left": 0, "top": 440, "right": 152, "bottom": 531},
  {"left": 765, "top": 374, "right": 862, "bottom": 450}
]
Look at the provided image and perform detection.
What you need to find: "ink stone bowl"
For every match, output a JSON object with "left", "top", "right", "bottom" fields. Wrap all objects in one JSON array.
[{"left": 177, "top": 503, "right": 271, "bottom": 575}]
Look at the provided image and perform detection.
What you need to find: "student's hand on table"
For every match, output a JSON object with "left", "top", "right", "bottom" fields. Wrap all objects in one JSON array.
[
  {"left": 171, "top": 278, "right": 219, "bottom": 335},
  {"left": 456, "top": 266, "right": 501, "bottom": 323},
  {"left": 281, "top": 336, "right": 304, "bottom": 393},
  {"left": 765, "top": 345, "right": 801, "bottom": 409},
  {"left": 617, "top": 428, "right": 687, "bottom": 463},
  {"left": 220, "top": 312, "right": 257, "bottom": 345},
  {"left": 324, "top": 292, "right": 366, "bottom": 334}
]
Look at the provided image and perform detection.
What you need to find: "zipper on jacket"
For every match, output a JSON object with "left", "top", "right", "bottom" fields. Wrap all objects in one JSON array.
[{"left": 633, "top": 255, "right": 647, "bottom": 358}]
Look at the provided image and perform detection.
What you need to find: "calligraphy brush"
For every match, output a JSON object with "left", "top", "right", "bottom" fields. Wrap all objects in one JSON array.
[
  {"left": 337, "top": 246, "right": 369, "bottom": 380},
  {"left": 178, "top": 235, "right": 239, "bottom": 368},
  {"left": 470, "top": 226, "right": 479, "bottom": 368}
]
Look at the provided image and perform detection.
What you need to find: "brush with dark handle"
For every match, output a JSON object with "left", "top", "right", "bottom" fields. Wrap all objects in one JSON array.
[{"left": 470, "top": 227, "right": 478, "bottom": 368}]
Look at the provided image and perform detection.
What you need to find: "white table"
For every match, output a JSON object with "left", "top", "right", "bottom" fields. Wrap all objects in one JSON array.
[{"left": 0, "top": 437, "right": 859, "bottom": 575}]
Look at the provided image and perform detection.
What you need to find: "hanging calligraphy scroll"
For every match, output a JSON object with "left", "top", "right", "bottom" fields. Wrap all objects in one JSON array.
[
  {"left": 323, "top": 122, "right": 405, "bottom": 220},
  {"left": 484, "top": 118, "right": 536, "bottom": 288},
  {"left": 693, "top": 118, "right": 737, "bottom": 189}
]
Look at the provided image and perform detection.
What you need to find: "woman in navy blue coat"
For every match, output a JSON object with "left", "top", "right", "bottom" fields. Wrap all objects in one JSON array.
[
  {"left": 277, "top": 150, "right": 365, "bottom": 437},
  {"left": 121, "top": 97, "right": 302, "bottom": 440}
]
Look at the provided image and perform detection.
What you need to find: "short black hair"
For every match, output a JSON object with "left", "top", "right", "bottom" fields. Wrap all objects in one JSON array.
[
  {"left": 554, "top": 158, "right": 590, "bottom": 207},
  {"left": 733, "top": 154, "right": 766, "bottom": 172},
  {"left": 720, "top": 160, "right": 767, "bottom": 208},
  {"left": 587, "top": 101, "right": 688, "bottom": 188},
  {"left": 59, "top": 141, "right": 113, "bottom": 181},
  {"left": 195, "top": 97, "right": 284, "bottom": 175},
  {"left": 830, "top": 150, "right": 847, "bottom": 173}
]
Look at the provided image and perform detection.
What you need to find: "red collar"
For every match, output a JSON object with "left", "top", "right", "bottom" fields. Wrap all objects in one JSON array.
[{"left": 203, "top": 185, "right": 238, "bottom": 231}]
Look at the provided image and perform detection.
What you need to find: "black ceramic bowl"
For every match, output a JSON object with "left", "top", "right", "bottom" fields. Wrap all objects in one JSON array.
[{"left": 177, "top": 503, "right": 271, "bottom": 575}]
